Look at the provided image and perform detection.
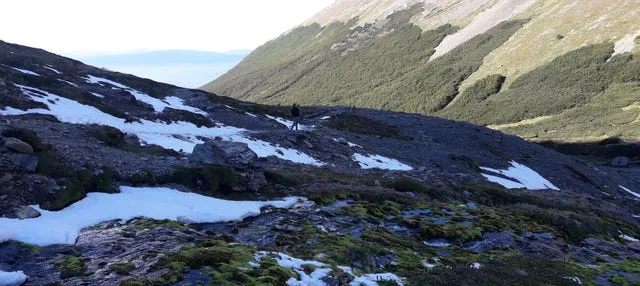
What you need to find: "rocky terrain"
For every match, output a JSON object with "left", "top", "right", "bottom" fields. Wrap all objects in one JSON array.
[{"left": 0, "top": 40, "right": 640, "bottom": 285}]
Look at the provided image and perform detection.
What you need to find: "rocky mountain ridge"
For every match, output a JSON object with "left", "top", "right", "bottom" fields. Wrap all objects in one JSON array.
[{"left": 0, "top": 40, "right": 639, "bottom": 285}]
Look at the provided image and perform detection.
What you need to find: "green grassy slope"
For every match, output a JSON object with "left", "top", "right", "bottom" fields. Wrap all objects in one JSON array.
[{"left": 204, "top": 4, "right": 640, "bottom": 141}]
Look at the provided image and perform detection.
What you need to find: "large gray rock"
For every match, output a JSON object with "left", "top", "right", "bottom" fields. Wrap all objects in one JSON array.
[
  {"left": 611, "top": 156, "right": 630, "bottom": 168},
  {"left": 464, "top": 232, "right": 514, "bottom": 253},
  {"left": 191, "top": 139, "right": 257, "bottom": 165},
  {"left": 4, "top": 137, "right": 34, "bottom": 154},
  {"left": 7, "top": 153, "right": 39, "bottom": 172}
]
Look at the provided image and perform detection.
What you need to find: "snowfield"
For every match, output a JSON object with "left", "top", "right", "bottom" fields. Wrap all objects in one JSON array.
[
  {"left": 84, "top": 75, "right": 207, "bottom": 115},
  {"left": 0, "top": 271, "right": 27, "bottom": 286},
  {"left": 353, "top": 153, "right": 412, "bottom": 171},
  {"left": 255, "top": 252, "right": 404, "bottom": 286},
  {"left": 0, "top": 186, "right": 300, "bottom": 246},
  {"left": 480, "top": 161, "right": 559, "bottom": 190},
  {"left": 0, "top": 84, "right": 325, "bottom": 166}
]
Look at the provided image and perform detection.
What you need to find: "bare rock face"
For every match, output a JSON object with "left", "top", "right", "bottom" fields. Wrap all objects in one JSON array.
[
  {"left": 191, "top": 139, "right": 257, "bottom": 166},
  {"left": 6, "top": 153, "right": 38, "bottom": 172},
  {"left": 4, "top": 137, "right": 34, "bottom": 154}
]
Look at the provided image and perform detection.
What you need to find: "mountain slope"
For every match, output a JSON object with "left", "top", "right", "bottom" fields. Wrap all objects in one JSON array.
[
  {"left": 203, "top": 0, "right": 640, "bottom": 142},
  {"left": 1, "top": 41, "right": 640, "bottom": 285}
]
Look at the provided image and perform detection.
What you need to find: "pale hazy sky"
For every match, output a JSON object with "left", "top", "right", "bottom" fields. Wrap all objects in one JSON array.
[{"left": 0, "top": 0, "right": 333, "bottom": 57}]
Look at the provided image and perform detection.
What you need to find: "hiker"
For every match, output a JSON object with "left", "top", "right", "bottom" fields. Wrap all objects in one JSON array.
[{"left": 290, "top": 103, "right": 301, "bottom": 130}]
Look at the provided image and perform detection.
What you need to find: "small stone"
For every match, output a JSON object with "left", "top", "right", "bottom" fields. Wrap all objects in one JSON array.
[
  {"left": 7, "top": 153, "right": 39, "bottom": 172},
  {"left": 4, "top": 137, "right": 34, "bottom": 154},
  {"left": 611, "top": 156, "right": 630, "bottom": 168},
  {"left": 16, "top": 206, "right": 41, "bottom": 219},
  {"left": 0, "top": 194, "right": 8, "bottom": 200},
  {"left": 0, "top": 173, "right": 13, "bottom": 182}
]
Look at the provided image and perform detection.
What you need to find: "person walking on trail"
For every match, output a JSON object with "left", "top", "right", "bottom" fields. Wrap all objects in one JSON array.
[{"left": 290, "top": 103, "right": 301, "bottom": 130}]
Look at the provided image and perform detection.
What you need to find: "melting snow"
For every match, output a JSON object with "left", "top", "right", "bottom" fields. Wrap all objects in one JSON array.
[
  {"left": 43, "top": 65, "right": 62, "bottom": 74},
  {"left": 480, "top": 161, "right": 559, "bottom": 190},
  {"left": 11, "top": 67, "right": 40, "bottom": 76},
  {"left": 353, "top": 153, "right": 412, "bottom": 171},
  {"left": 620, "top": 234, "right": 639, "bottom": 242},
  {"left": 265, "top": 114, "right": 313, "bottom": 130},
  {"left": 0, "top": 85, "right": 324, "bottom": 165},
  {"left": 57, "top": 79, "right": 78, "bottom": 87},
  {"left": 0, "top": 271, "right": 27, "bottom": 286},
  {"left": 620, "top": 185, "right": 640, "bottom": 199},
  {"left": 0, "top": 186, "right": 300, "bottom": 246},
  {"left": 84, "top": 75, "right": 207, "bottom": 115},
  {"left": 612, "top": 32, "right": 640, "bottom": 57},
  {"left": 255, "top": 252, "right": 403, "bottom": 286}
]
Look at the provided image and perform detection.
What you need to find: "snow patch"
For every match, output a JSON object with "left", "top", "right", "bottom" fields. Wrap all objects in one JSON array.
[
  {"left": 612, "top": 32, "right": 640, "bottom": 57},
  {"left": 620, "top": 234, "right": 639, "bottom": 242},
  {"left": 480, "top": 161, "right": 559, "bottom": 190},
  {"left": 0, "top": 85, "right": 325, "bottom": 165},
  {"left": 255, "top": 252, "right": 403, "bottom": 286},
  {"left": 0, "top": 271, "right": 27, "bottom": 286},
  {"left": 431, "top": 0, "right": 538, "bottom": 59},
  {"left": 471, "top": 262, "right": 482, "bottom": 269},
  {"left": 11, "top": 67, "right": 40, "bottom": 76},
  {"left": 0, "top": 186, "right": 300, "bottom": 246},
  {"left": 43, "top": 65, "right": 62, "bottom": 74},
  {"left": 620, "top": 185, "right": 640, "bottom": 199},
  {"left": 321, "top": 116, "right": 331, "bottom": 120},
  {"left": 57, "top": 79, "right": 78, "bottom": 87},
  {"left": 423, "top": 240, "right": 452, "bottom": 248},
  {"left": 90, "top": 92, "right": 105, "bottom": 98},
  {"left": 84, "top": 75, "right": 207, "bottom": 115},
  {"left": 353, "top": 153, "right": 412, "bottom": 171},
  {"left": 265, "top": 115, "right": 313, "bottom": 130}
]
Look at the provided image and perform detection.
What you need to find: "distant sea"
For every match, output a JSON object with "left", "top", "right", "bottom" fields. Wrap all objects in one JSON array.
[{"left": 78, "top": 50, "right": 250, "bottom": 89}]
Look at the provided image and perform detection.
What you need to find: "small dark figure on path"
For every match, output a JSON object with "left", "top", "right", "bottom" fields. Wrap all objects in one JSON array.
[{"left": 290, "top": 103, "right": 301, "bottom": 130}]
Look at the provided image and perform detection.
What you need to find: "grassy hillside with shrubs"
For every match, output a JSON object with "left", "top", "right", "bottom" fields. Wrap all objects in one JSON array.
[{"left": 205, "top": 5, "right": 640, "bottom": 141}]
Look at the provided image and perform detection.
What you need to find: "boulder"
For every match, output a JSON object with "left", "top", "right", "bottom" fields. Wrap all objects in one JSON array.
[
  {"left": 464, "top": 232, "right": 514, "bottom": 253},
  {"left": 611, "top": 156, "right": 630, "bottom": 167},
  {"left": 4, "top": 137, "right": 34, "bottom": 154},
  {"left": 7, "top": 153, "right": 39, "bottom": 172},
  {"left": 15, "top": 206, "right": 41, "bottom": 219},
  {"left": 191, "top": 139, "right": 257, "bottom": 165}
]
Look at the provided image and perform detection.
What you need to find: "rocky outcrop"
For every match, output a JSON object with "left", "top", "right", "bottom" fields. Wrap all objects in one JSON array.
[
  {"left": 4, "top": 137, "right": 34, "bottom": 154},
  {"left": 191, "top": 139, "right": 257, "bottom": 166}
]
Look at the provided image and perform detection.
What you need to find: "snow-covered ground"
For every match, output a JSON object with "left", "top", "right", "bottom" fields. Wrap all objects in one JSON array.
[
  {"left": 84, "top": 75, "right": 207, "bottom": 115},
  {"left": 620, "top": 185, "right": 640, "bottom": 199},
  {"left": 0, "top": 271, "right": 27, "bottom": 286},
  {"left": 0, "top": 186, "right": 300, "bottom": 246},
  {"left": 0, "top": 84, "right": 325, "bottom": 166},
  {"left": 255, "top": 252, "right": 404, "bottom": 286},
  {"left": 265, "top": 114, "right": 313, "bottom": 131},
  {"left": 352, "top": 153, "right": 412, "bottom": 171},
  {"left": 480, "top": 161, "right": 559, "bottom": 190},
  {"left": 11, "top": 67, "right": 40, "bottom": 76}
]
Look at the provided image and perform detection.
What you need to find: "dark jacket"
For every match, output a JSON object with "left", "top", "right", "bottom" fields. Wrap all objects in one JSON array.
[{"left": 291, "top": 106, "right": 300, "bottom": 117}]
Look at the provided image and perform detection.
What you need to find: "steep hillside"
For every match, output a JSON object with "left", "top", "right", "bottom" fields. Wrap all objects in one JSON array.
[
  {"left": 203, "top": 0, "right": 640, "bottom": 142},
  {"left": 1, "top": 41, "right": 640, "bottom": 285}
]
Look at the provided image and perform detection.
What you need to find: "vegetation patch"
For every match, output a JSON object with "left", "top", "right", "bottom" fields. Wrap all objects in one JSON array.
[
  {"left": 170, "top": 165, "right": 238, "bottom": 195},
  {"left": 1, "top": 127, "right": 45, "bottom": 151},
  {"left": 326, "top": 114, "right": 410, "bottom": 139},
  {"left": 54, "top": 255, "right": 89, "bottom": 279},
  {"left": 109, "top": 262, "right": 136, "bottom": 275}
]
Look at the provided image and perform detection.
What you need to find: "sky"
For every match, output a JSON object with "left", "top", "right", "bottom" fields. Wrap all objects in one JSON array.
[
  {"left": 0, "top": 0, "right": 334, "bottom": 87},
  {"left": 0, "top": 0, "right": 333, "bottom": 57}
]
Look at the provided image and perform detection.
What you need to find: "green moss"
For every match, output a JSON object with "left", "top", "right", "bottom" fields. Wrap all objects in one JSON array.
[
  {"left": 53, "top": 255, "right": 89, "bottom": 278},
  {"left": 109, "top": 262, "right": 136, "bottom": 275},
  {"left": 171, "top": 165, "right": 238, "bottom": 195},
  {"left": 383, "top": 177, "right": 447, "bottom": 200},
  {"left": 326, "top": 114, "right": 411, "bottom": 139},
  {"left": 88, "top": 125, "right": 125, "bottom": 147},
  {"left": 42, "top": 167, "right": 117, "bottom": 211},
  {"left": 127, "top": 219, "right": 190, "bottom": 231}
]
